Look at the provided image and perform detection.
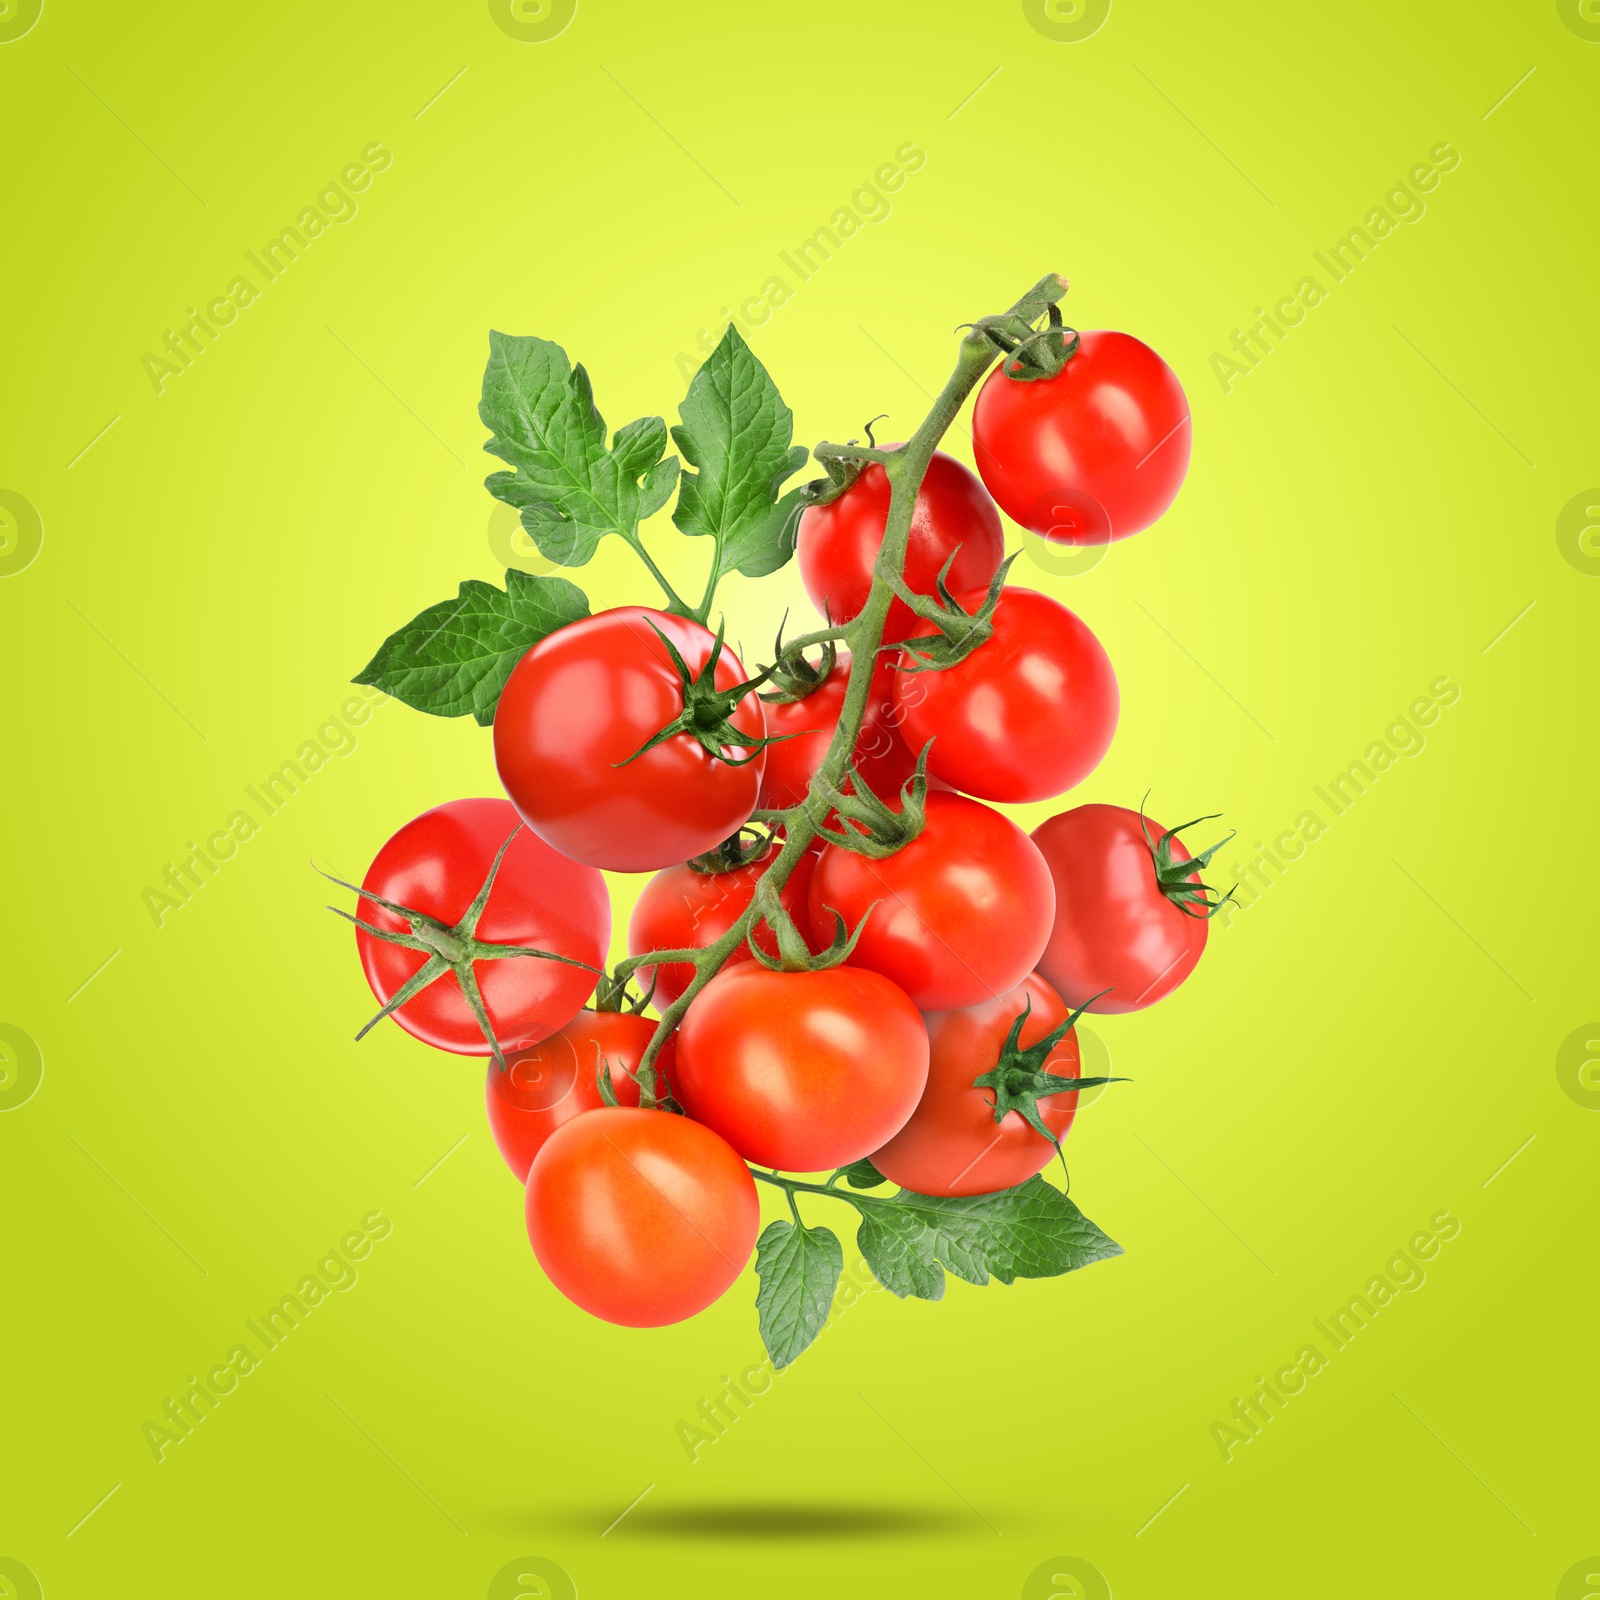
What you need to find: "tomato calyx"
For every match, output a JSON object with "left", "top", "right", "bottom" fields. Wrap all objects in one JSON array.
[
  {"left": 971, "top": 993, "right": 1126, "bottom": 1167},
  {"left": 1139, "top": 798, "right": 1238, "bottom": 920},
  {"left": 969, "top": 295, "right": 1082, "bottom": 383},
  {"left": 321, "top": 827, "right": 604, "bottom": 1071},
  {"left": 807, "top": 745, "right": 931, "bottom": 859},
  {"left": 613, "top": 617, "right": 788, "bottom": 770},
  {"left": 798, "top": 417, "right": 894, "bottom": 509},
  {"left": 687, "top": 823, "right": 777, "bottom": 875},
  {"left": 890, "top": 551, "right": 1020, "bottom": 672},
  {"left": 759, "top": 613, "right": 842, "bottom": 705},
  {"left": 747, "top": 871, "right": 872, "bottom": 975},
  {"left": 590, "top": 967, "right": 659, "bottom": 1016}
]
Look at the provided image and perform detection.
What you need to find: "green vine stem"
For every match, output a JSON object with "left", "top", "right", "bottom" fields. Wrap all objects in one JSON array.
[{"left": 630, "top": 274, "right": 1069, "bottom": 1092}]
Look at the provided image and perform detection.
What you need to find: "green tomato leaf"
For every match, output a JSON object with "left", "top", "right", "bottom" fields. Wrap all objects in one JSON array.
[
  {"left": 838, "top": 1158, "right": 889, "bottom": 1190},
  {"left": 480, "top": 331, "right": 679, "bottom": 569},
  {"left": 853, "top": 1176, "right": 1122, "bottom": 1302},
  {"left": 754, "top": 1218, "right": 844, "bottom": 1369},
  {"left": 671, "top": 325, "right": 808, "bottom": 589},
  {"left": 353, "top": 568, "right": 590, "bottom": 726}
]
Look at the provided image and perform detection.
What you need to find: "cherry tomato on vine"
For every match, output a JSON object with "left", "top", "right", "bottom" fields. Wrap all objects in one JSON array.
[
  {"left": 355, "top": 798, "right": 608, "bottom": 1056},
  {"left": 1033, "top": 803, "right": 1227, "bottom": 1013},
  {"left": 674, "top": 963, "right": 928, "bottom": 1171},
  {"left": 485, "top": 1010, "right": 675, "bottom": 1181},
  {"left": 872, "top": 972, "right": 1086, "bottom": 1197},
  {"left": 627, "top": 840, "right": 818, "bottom": 1009},
  {"left": 972, "top": 331, "right": 1190, "bottom": 543},
  {"left": 526, "top": 1108, "right": 758, "bottom": 1327},
  {"left": 756, "top": 652, "right": 921, "bottom": 810},
  {"left": 893, "top": 586, "right": 1117, "bottom": 803},
  {"left": 797, "top": 451, "right": 1005, "bottom": 638},
  {"left": 809, "top": 792, "right": 1055, "bottom": 1011},
  {"left": 494, "top": 608, "right": 767, "bottom": 873}
]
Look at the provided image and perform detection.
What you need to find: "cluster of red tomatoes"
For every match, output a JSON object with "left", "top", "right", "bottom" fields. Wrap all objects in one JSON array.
[{"left": 345, "top": 325, "right": 1217, "bottom": 1330}]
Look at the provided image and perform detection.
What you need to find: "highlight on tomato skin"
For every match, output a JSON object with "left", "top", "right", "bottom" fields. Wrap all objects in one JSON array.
[
  {"left": 893, "top": 585, "right": 1119, "bottom": 804},
  {"left": 525, "top": 1108, "right": 759, "bottom": 1329},
  {"left": 972, "top": 329, "right": 1190, "bottom": 543},
  {"left": 1032, "top": 802, "right": 1214, "bottom": 1014},
  {"left": 485, "top": 1010, "right": 674, "bottom": 1181},
  {"left": 672, "top": 962, "right": 930, "bottom": 1172},
  {"left": 493, "top": 606, "right": 768, "bottom": 874},
  {"left": 871, "top": 972, "right": 1083, "bottom": 1198},
  {"left": 355, "top": 797, "right": 609, "bottom": 1057}
]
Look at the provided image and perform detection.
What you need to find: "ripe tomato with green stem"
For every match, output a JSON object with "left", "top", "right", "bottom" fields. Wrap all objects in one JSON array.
[
  {"left": 344, "top": 798, "right": 608, "bottom": 1061},
  {"left": 893, "top": 584, "right": 1118, "bottom": 803},
  {"left": 485, "top": 1009, "right": 677, "bottom": 1181},
  {"left": 972, "top": 329, "right": 1190, "bottom": 543},
  {"left": 871, "top": 972, "right": 1120, "bottom": 1196},
  {"left": 673, "top": 960, "right": 929, "bottom": 1172},
  {"left": 797, "top": 449, "right": 1005, "bottom": 639},
  {"left": 493, "top": 607, "right": 770, "bottom": 873},
  {"left": 1032, "top": 801, "right": 1234, "bottom": 1013},
  {"left": 525, "top": 1107, "right": 759, "bottom": 1328},
  {"left": 808, "top": 790, "right": 1055, "bottom": 1012}
]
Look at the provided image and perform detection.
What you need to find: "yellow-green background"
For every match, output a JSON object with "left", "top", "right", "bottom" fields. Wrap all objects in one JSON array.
[{"left": 4, "top": 1, "right": 1597, "bottom": 1595}]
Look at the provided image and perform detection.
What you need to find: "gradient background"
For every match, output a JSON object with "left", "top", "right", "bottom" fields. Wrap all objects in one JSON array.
[{"left": 3, "top": 2, "right": 1597, "bottom": 1596}]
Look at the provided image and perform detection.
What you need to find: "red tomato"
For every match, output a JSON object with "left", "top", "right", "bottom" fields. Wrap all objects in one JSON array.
[
  {"left": 356, "top": 798, "right": 607, "bottom": 1056},
  {"left": 674, "top": 963, "right": 928, "bottom": 1171},
  {"left": 494, "top": 608, "right": 766, "bottom": 872},
  {"left": 797, "top": 451, "right": 1005, "bottom": 638},
  {"left": 757, "top": 653, "right": 921, "bottom": 810},
  {"left": 627, "top": 841, "right": 818, "bottom": 1010},
  {"left": 893, "top": 586, "right": 1118, "bottom": 803},
  {"left": 1032, "top": 803, "right": 1210, "bottom": 1012},
  {"left": 485, "top": 1010, "right": 675, "bottom": 1181},
  {"left": 872, "top": 973, "right": 1082, "bottom": 1196},
  {"left": 808, "top": 792, "right": 1055, "bottom": 1011},
  {"left": 972, "top": 330, "right": 1190, "bottom": 543},
  {"left": 526, "top": 1108, "right": 759, "bottom": 1327}
]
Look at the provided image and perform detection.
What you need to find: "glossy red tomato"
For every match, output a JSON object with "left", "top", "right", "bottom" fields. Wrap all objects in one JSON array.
[
  {"left": 526, "top": 1108, "right": 758, "bottom": 1327},
  {"left": 494, "top": 608, "right": 766, "bottom": 872},
  {"left": 972, "top": 330, "right": 1190, "bottom": 543},
  {"left": 627, "top": 841, "right": 818, "bottom": 1009},
  {"left": 356, "top": 798, "right": 607, "bottom": 1056},
  {"left": 486, "top": 1010, "right": 675, "bottom": 1181},
  {"left": 674, "top": 963, "right": 928, "bottom": 1171},
  {"left": 797, "top": 451, "right": 1005, "bottom": 638},
  {"left": 1032, "top": 803, "right": 1210, "bottom": 1012},
  {"left": 872, "top": 973, "right": 1083, "bottom": 1196},
  {"left": 893, "top": 586, "right": 1118, "bottom": 802},
  {"left": 757, "top": 652, "right": 921, "bottom": 810},
  {"left": 808, "top": 792, "right": 1055, "bottom": 1011}
]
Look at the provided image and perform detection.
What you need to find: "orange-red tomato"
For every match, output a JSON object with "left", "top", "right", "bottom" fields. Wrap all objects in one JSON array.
[{"left": 525, "top": 1109, "right": 758, "bottom": 1327}]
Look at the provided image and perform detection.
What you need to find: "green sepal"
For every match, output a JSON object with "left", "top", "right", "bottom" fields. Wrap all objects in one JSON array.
[
  {"left": 612, "top": 616, "right": 791, "bottom": 770},
  {"left": 1140, "top": 796, "right": 1238, "bottom": 920},
  {"left": 318, "top": 827, "right": 603, "bottom": 1071}
]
